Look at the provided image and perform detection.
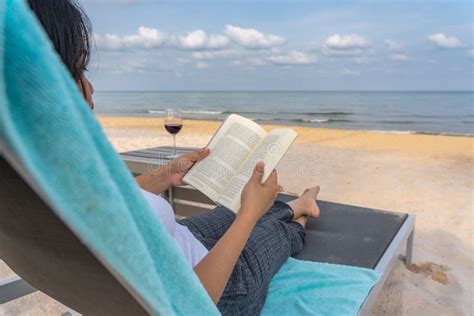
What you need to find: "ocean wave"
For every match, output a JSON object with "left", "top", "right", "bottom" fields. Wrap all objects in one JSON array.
[
  {"left": 222, "top": 110, "right": 352, "bottom": 116},
  {"left": 412, "top": 131, "right": 473, "bottom": 137},
  {"left": 300, "top": 111, "right": 351, "bottom": 116},
  {"left": 251, "top": 117, "right": 274, "bottom": 121},
  {"left": 304, "top": 118, "right": 353, "bottom": 123},
  {"left": 182, "top": 110, "right": 223, "bottom": 115},
  {"left": 301, "top": 118, "right": 330, "bottom": 123},
  {"left": 378, "top": 120, "right": 418, "bottom": 124},
  {"left": 148, "top": 109, "right": 224, "bottom": 115},
  {"left": 367, "top": 130, "right": 473, "bottom": 137},
  {"left": 367, "top": 130, "right": 419, "bottom": 135},
  {"left": 254, "top": 118, "right": 354, "bottom": 124},
  {"left": 147, "top": 109, "right": 352, "bottom": 117}
]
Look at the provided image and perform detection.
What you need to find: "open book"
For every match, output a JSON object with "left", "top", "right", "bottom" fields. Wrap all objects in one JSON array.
[{"left": 183, "top": 114, "right": 297, "bottom": 213}]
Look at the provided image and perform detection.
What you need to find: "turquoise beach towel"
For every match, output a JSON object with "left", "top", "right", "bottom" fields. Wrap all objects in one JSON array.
[{"left": 0, "top": 1, "right": 379, "bottom": 315}]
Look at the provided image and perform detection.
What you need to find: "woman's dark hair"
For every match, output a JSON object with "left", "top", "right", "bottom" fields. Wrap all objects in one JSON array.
[{"left": 28, "top": 0, "right": 92, "bottom": 80}]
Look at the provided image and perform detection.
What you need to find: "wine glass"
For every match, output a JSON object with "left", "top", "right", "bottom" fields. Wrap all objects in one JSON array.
[{"left": 164, "top": 109, "right": 183, "bottom": 157}]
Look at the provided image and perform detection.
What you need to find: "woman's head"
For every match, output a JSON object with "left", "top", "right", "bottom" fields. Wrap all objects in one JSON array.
[{"left": 28, "top": 0, "right": 95, "bottom": 109}]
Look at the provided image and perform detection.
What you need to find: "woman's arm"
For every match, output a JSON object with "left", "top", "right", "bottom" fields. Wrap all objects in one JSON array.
[
  {"left": 193, "top": 212, "right": 257, "bottom": 303},
  {"left": 136, "top": 148, "right": 210, "bottom": 195},
  {"left": 193, "top": 162, "right": 279, "bottom": 304},
  {"left": 135, "top": 167, "right": 171, "bottom": 195}
]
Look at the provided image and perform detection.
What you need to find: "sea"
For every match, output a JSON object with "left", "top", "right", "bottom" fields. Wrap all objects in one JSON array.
[{"left": 93, "top": 91, "right": 474, "bottom": 136}]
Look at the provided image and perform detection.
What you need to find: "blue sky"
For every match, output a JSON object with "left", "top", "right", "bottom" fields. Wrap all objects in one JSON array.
[{"left": 81, "top": 0, "right": 474, "bottom": 91}]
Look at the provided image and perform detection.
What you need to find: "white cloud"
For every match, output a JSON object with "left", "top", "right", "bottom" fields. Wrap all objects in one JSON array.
[
  {"left": 95, "top": 27, "right": 229, "bottom": 51},
  {"left": 196, "top": 61, "right": 209, "bottom": 69},
  {"left": 385, "top": 40, "right": 407, "bottom": 61},
  {"left": 95, "top": 26, "right": 165, "bottom": 50},
  {"left": 428, "top": 33, "right": 464, "bottom": 48},
  {"left": 232, "top": 58, "right": 268, "bottom": 66},
  {"left": 267, "top": 50, "right": 317, "bottom": 65},
  {"left": 385, "top": 40, "right": 402, "bottom": 51},
  {"left": 323, "top": 34, "right": 369, "bottom": 51},
  {"left": 208, "top": 35, "right": 229, "bottom": 49},
  {"left": 225, "top": 25, "right": 286, "bottom": 49},
  {"left": 192, "top": 49, "right": 239, "bottom": 59},
  {"left": 390, "top": 53, "right": 408, "bottom": 61},
  {"left": 94, "top": 33, "right": 123, "bottom": 50},
  {"left": 321, "top": 34, "right": 371, "bottom": 61},
  {"left": 123, "top": 27, "right": 165, "bottom": 48},
  {"left": 322, "top": 49, "right": 366, "bottom": 57},
  {"left": 179, "top": 30, "right": 229, "bottom": 49}
]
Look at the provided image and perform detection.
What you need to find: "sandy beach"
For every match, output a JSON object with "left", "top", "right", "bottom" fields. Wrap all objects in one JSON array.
[{"left": 1, "top": 115, "right": 473, "bottom": 315}]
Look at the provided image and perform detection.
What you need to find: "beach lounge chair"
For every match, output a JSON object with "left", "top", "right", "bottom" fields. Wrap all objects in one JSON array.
[
  {"left": 0, "top": 145, "right": 415, "bottom": 315},
  {"left": 120, "top": 146, "right": 416, "bottom": 315}
]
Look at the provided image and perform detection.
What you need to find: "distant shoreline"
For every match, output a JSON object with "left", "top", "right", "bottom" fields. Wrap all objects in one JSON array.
[
  {"left": 95, "top": 90, "right": 474, "bottom": 93},
  {"left": 96, "top": 114, "right": 474, "bottom": 138},
  {"left": 97, "top": 115, "right": 474, "bottom": 160}
]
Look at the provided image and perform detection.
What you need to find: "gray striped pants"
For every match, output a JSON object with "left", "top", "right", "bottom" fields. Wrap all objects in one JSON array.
[{"left": 178, "top": 201, "right": 305, "bottom": 315}]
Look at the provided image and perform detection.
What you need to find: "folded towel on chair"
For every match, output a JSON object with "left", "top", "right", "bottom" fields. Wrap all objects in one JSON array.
[
  {"left": 0, "top": 1, "right": 379, "bottom": 315},
  {"left": 262, "top": 258, "right": 380, "bottom": 315}
]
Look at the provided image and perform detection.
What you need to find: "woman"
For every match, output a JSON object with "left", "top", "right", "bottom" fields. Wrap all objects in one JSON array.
[{"left": 28, "top": 1, "right": 321, "bottom": 314}]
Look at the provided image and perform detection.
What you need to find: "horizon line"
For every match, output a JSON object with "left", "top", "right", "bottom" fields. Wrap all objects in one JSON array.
[{"left": 95, "top": 89, "right": 474, "bottom": 93}]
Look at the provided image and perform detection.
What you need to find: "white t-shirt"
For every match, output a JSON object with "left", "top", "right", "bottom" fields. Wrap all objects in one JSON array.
[{"left": 141, "top": 189, "right": 209, "bottom": 267}]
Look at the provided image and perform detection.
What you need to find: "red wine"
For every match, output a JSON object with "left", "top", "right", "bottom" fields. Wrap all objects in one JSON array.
[{"left": 165, "top": 124, "right": 183, "bottom": 135}]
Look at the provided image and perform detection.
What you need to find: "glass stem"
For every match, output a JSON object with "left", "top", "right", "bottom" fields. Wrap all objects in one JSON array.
[{"left": 173, "top": 134, "right": 177, "bottom": 155}]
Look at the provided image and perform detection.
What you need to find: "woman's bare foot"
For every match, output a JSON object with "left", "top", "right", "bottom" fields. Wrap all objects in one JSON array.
[{"left": 287, "top": 186, "right": 320, "bottom": 219}]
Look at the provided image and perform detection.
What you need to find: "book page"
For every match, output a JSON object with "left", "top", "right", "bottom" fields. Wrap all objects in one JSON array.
[
  {"left": 217, "top": 128, "right": 297, "bottom": 212},
  {"left": 183, "top": 114, "right": 267, "bottom": 202}
]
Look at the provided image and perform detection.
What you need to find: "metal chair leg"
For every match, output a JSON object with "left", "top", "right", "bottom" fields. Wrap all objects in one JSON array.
[
  {"left": 405, "top": 230, "right": 414, "bottom": 265},
  {"left": 0, "top": 276, "right": 36, "bottom": 304},
  {"left": 168, "top": 187, "right": 174, "bottom": 209}
]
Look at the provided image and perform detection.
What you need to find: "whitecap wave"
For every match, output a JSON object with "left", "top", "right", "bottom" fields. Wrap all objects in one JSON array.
[
  {"left": 181, "top": 110, "right": 223, "bottom": 115},
  {"left": 301, "top": 118, "right": 330, "bottom": 123}
]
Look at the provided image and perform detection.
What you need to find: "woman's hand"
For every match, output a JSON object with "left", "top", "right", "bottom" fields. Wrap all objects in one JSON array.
[
  {"left": 239, "top": 161, "right": 279, "bottom": 224},
  {"left": 135, "top": 148, "right": 210, "bottom": 195},
  {"left": 166, "top": 148, "right": 210, "bottom": 186}
]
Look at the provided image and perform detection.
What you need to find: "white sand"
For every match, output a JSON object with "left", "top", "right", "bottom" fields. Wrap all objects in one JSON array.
[{"left": 1, "top": 116, "right": 472, "bottom": 315}]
